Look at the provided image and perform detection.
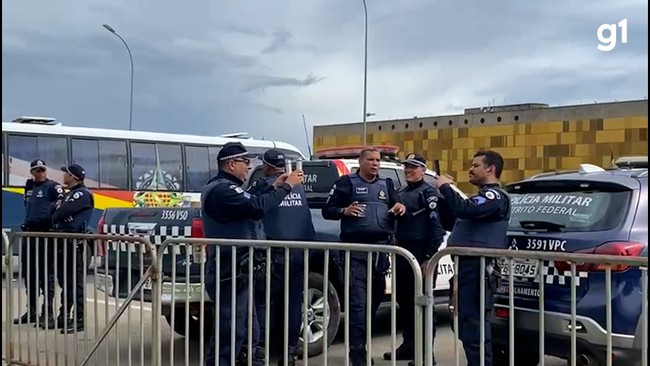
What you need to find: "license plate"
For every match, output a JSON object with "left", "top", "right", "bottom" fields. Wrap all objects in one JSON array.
[
  {"left": 142, "top": 278, "right": 152, "bottom": 290},
  {"left": 500, "top": 258, "right": 539, "bottom": 278}
]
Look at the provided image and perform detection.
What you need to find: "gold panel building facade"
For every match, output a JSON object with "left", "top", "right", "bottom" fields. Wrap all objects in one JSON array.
[{"left": 313, "top": 100, "right": 648, "bottom": 193}]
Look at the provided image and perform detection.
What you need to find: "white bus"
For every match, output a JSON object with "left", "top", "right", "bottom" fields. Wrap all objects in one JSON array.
[{"left": 1, "top": 117, "right": 306, "bottom": 232}]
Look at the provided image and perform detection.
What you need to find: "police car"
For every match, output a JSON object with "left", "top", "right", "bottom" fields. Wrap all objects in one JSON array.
[
  {"left": 94, "top": 145, "right": 461, "bottom": 358},
  {"left": 492, "top": 157, "right": 648, "bottom": 366}
]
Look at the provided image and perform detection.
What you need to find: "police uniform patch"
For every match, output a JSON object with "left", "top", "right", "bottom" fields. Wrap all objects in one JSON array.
[
  {"left": 234, "top": 187, "right": 244, "bottom": 194},
  {"left": 72, "top": 192, "right": 82, "bottom": 199},
  {"left": 485, "top": 191, "right": 496, "bottom": 200},
  {"left": 429, "top": 201, "right": 437, "bottom": 209},
  {"left": 406, "top": 153, "right": 415, "bottom": 159},
  {"left": 378, "top": 189, "right": 386, "bottom": 199},
  {"left": 56, "top": 186, "right": 64, "bottom": 194}
]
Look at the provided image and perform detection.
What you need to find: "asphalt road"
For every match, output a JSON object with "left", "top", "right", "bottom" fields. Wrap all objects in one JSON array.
[{"left": 2, "top": 276, "right": 568, "bottom": 365}]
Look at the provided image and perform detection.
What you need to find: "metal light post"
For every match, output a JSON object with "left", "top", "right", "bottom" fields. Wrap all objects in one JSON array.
[
  {"left": 362, "top": 0, "right": 369, "bottom": 146},
  {"left": 103, "top": 24, "right": 134, "bottom": 131}
]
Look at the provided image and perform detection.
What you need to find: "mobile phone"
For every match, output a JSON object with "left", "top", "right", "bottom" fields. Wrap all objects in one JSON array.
[
  {"left": 285, "top": 158, "right": 292, "bottom": 174},
  {"left": 433, "top": 159, "right": 441, "bottom": 177}
]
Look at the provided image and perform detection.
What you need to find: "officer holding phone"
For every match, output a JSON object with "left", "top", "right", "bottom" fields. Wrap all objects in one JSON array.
[{"left": 431, "top": 150, "right": 510, "bottom": 366}]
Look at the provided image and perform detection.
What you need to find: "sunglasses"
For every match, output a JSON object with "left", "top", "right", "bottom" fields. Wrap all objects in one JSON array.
[{"left": 232, "top": 158, "right": 251, "bottom": 165}]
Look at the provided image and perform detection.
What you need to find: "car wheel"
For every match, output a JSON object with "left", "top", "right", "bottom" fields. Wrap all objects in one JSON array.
[
  {"left": 163, "top": 304, "right": 214, "bottom": 341},
  {"left": 295, "top": 272, "right": 341, "bottom": 358}
]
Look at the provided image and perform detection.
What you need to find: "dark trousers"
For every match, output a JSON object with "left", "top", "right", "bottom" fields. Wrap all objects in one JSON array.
[
  {"left": 56, "top": 239, "right": 85, "bottom": 320},
  {"left": 348, "top": 255, "right": 386, "bottom": 361},
  {"left": 456, "top": 257, "right": 494, "bottom": 366},
  {"left": 205, "top": 275, "right": 251, "bottom": 366},
  {"left": 254, "top": 250, "right": 304, "bottom": 360},
  {"left": 19, "top": 230, "right": 56, "bottom": 316},
  {"left": 394, "top": 255, "right": 437, "bottom": 353}
]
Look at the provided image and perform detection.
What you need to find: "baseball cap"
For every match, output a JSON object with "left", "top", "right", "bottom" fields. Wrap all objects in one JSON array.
[
  {"left": 30, "top": 159, "right": 47, "bottom": 171},
  {"left": 262, "top": 149, "right": 286, "bottom": 168},
  {"left": 61, "top": 164, "right": 86, "bottom": 180},
  {"left": 402, "top": 153, "right": 427, "bottom": 168},
  {"left": 217, "top": 142, "right": 258, "bottom": 162}
]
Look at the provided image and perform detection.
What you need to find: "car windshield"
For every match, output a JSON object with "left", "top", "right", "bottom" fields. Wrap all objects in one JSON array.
[{"left": 508, "top": 190, "right": 632, "bottom": 232}]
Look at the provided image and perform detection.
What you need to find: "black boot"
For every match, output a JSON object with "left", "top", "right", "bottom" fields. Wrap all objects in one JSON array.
[
  {"left": 407, "top": 355, "right": 436, "bottom": 366},
  {"left": 350, "top": 346, "right": 374, "bottom": 366},
  {"left": 60, "top": 316, "right": 84, "bottom": 334},
  {"left": 383, "top": 343, "right": 415, "bottom": 361},
  {"left": 13, "top": 311, "right": 38, "bottom": 324}
]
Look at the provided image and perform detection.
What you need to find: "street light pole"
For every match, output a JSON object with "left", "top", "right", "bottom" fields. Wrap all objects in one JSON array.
[
  {"left": 362, "top": 0, "right": 369, "bottom": 146},
  {"left": 103, "top": 24, "right": 134, "bottom": 131}
]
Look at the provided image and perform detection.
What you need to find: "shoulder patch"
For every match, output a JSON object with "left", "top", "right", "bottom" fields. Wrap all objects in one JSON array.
[
  {"left": 234, "top": 187, "right": 244, "bottom": 194},
  {"left": 72, "top": 192, "right": 83, "bottom": 199},
  {"left": 426, "top": 195, "right": 438, "bottom": 202},
  {"left": 429, "top": 201, "right": 437, "bottom": 209},
  {"left": 484, "top": 189, "right": 500, "bottom": 200},
  {"left": 55, "top": 186, "right": 64, "bottom": 194}
]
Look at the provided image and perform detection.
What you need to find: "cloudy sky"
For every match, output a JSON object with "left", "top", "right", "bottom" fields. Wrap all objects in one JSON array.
[{"left": 3, "top": 0, "right": 648, "bottom": 155}]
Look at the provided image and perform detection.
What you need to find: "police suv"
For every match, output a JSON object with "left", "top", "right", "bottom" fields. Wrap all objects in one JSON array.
[
  {"left": 94, "top": 146, "right": 459, "bottom": 357},
  {"left": 492, "top": 157, "right": 648, "bottom": 366}
]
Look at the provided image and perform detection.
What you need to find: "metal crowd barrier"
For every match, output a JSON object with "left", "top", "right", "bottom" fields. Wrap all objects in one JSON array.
[
  {"left": 423, "top": 247, "right": 649, "bottom": 366},
  {"left": 154, "top": 238, "right": 425, "bottom": 366},
  {"left": 2, "top": 232, "right": 156, "bottom": 366}
]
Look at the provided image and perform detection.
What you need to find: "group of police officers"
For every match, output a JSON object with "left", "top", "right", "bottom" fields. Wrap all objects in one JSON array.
[
  {"left": 13, "top": 143, "right": 509, "bottom": 366},
  {"left": 15, "top": 160, "right": 95, "bottom": 334},
  {"left": 201, "top": 142, "right": 510, "bottom": 366}
]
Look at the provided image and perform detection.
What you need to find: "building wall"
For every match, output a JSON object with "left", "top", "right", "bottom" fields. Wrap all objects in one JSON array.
[{"left": 313, "top": 100, "right": 648, "bottom": 193}]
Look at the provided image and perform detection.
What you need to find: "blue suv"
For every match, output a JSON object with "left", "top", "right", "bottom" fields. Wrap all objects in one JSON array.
[{"left": 492, "top": 157, "right": 648, "bottom": 366}]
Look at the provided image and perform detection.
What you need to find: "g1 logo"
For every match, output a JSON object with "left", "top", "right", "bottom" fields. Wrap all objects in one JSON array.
[{"left": 597, "top": 18, "right": 628, "bottom": 52}]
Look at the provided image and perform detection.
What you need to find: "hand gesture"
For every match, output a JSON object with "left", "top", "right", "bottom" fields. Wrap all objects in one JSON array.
[
  {"left": 343, "top": 201, "right": 366, "bottom": 217},
  {"left": 284, "top": 169, "right": 304, "bottom": 188},
  {"left": 434, "top": 174, "right": 454, "bottom": 188},
  {"left": 389, "top": 202, "right": 406, "bottom": 216}
]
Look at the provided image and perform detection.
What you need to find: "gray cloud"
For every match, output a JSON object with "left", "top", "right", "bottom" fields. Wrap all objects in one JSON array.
[
  {"left": 242, "top": 74, "right": 326, "bottom": 93},
  {"left": 2, "top": 0, "right": 647, "bottom": 156}
]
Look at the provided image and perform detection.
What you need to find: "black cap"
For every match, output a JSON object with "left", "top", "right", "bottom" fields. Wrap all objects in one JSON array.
[
  {"left": 402, "top": 153, "right": 427, "bottom": 168},
  {"left": 30, "top": 159, "right": 47, "bottom": 171},
  {"left": 217, "top": 142, "right": 258, "bottom": 162},
  {"left": 262, "top": 149, "right": 286, "bottom": 168},
  {"left": 61, "top": 164, "right": 86, "bottom": 180}
]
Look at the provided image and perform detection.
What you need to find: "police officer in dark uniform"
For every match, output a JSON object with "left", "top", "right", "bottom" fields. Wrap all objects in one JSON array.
[
  {"left": 383, "top": 153, "right": 446, "bottom": 365},
  {"left": 201, "top": 142, "right": 304, "bottom": 366},
  {"left": 322, "top": 147, "right": 406, "bottom": 366},
  {"left": 248, "top": 149, "right": 316, "bottom": 365},
  {"left": 432, "top": 150, "right": 510, "bottom": 366},
  {"left": 51, "top": 164, "right": 95, "bottom": 333},
  {"left": 14, "top": 159, "right": 64, "bottom": 325}
]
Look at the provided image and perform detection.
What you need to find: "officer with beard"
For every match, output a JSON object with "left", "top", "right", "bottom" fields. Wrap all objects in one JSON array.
[
  {"left": 431, "top": 150, "right": 510, "bottom": 366},
  {"left": 383, "top": 153, "right": 445, "bottom": 365}
]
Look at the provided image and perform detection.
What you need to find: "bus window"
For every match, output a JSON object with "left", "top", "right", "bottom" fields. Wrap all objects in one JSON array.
[
  {"left": 131, "top": 142, "right": 183, "bottom": 191},
  {"left": 72, "top": 139, "right": 100, "bottom": 188},
  {"left": 38, "top": 137, "right": 68, "bottom": 179},
  {"left": 7, "top": 134, "right": 68, "bottom": 186},
  {"left": 208, "top": 147, "right": 221, "bottom": 177},
  {"left": 185, "top": 145, "right": 210, "bottom": 192},
  {"left": 99, "top": 140, "right": 128, "bottom": 189}
]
